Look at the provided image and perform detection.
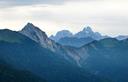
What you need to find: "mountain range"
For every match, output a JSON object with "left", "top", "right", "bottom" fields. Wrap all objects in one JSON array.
[
  {"left": 50, "top": 26, "right": 128, "bottom": 47},
  {"left": 0, "top": 23, "right": 128, "bottom": 82},
  {"left": 50, "top": 26, "right": 103, "bottom": 41},
  {"left": 50, "top": 26, "right": 106, "bottom": 47}
]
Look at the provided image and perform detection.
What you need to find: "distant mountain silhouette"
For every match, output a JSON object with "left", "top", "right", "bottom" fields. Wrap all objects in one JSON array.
[
  {"left": 115, "top": 35, "right": 128, "bottom": 40},
  {"left": 50, "top": 26, "right": 105, "bottom": 47}
]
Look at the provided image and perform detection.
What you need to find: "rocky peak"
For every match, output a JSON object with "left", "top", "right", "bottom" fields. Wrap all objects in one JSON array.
[
  {"left": 20, "top": 23, "right": 49, "bottom": 47},
  {"left": 83, "top": 26, "right": 93, "bottom": 33},
  {"left": 50, "top": 30, "right": 73, "bottom": 42}
]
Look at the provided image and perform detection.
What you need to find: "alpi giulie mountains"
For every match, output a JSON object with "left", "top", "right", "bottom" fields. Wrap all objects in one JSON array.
[{"left": 0, "top": 23, "right": 128, "bottom": 82}]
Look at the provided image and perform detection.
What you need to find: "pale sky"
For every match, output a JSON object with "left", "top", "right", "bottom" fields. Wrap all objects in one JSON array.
[{"left": 0, "top": 0, "right": 128, "bottom": 36}]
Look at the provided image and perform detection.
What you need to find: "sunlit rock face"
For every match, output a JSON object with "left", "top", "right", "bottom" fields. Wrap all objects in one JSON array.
[{"left": 20, "top": 23, "right": 81, "bottom": 65}]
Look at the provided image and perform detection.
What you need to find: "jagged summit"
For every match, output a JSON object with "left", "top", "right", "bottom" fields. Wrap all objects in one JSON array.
[
  {"left": 25, "top": 22, "right": 34, "bottom": 27},
  {"left": 50, "top": 30, "right": 73, "bottom": 42},
  {"left": 74, "top": 26, "right": 102, "bottom": 40},
  {"left": 21, "top": 23, "right": 46, "bottom": 34},
  {"left": 22, "top": 23, "right": 37, "bottom": 30},
  {"left": 83, "top": 26, "right": 93, "bottom": 32},
  {"left": 20, "top": 23, "right": 50, "bottom": 48},
  {"left": 20, "top": 23, "right": 61, "bottom": 52},
  {"left": 56, "top": 30, "right": 73, "bottom": 37},
  {"left": 75, "top": 26, "right": 93, "bottom": 37}
]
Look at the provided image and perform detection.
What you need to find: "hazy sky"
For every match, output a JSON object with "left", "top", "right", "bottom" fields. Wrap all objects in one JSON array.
[{"left": 0, "top": 0, "right": 128, "bottom": 36}]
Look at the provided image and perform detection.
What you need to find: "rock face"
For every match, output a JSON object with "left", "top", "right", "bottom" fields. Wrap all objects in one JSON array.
[
  {"left": 20, "top": 23, "right": 81, "bottom": 65},
  {"left": 20, "top": 23, "right": 58, "bottom": 52},
  {"left": 20, "top": 23, "right": 48, "bottom": 46}
]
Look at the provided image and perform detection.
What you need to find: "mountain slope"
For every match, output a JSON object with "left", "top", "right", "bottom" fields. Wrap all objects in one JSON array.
[
  {"left": 55, "top": 37, "right": 128, "bottom": 82},
  {"left": 77, "top": 38, "right": 128, "bottom": 82},
  {"left": 0, "top": 60, "right": 46, "bottom": 82}
]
